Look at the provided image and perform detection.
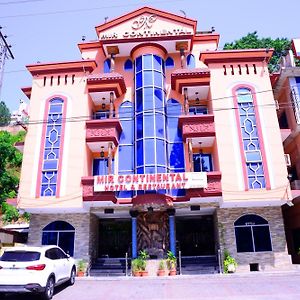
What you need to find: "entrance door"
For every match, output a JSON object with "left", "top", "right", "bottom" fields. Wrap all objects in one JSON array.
[
  {"left": 176, "top": 215, "right": 215, "bottom": 256},
  {"left": 98, "top": 219, "right": 131, "bottom": 258}
]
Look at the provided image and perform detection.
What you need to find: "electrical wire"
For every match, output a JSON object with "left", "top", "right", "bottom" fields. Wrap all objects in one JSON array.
[{"left": 0, "top": 0, "right": 45, "bottom": 5}]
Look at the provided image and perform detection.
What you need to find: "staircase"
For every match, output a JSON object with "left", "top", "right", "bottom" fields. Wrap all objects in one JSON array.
[
  {"left": 89, "top": 258, "right": 130, "bottom": 277},
  {"left": 180, "top": 255, "right": 220, "bottom": 275}
]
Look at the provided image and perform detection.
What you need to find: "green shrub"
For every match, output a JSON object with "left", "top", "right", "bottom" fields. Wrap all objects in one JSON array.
[{"left": 223, "top": 250, "right": 237, "bottom": 273}]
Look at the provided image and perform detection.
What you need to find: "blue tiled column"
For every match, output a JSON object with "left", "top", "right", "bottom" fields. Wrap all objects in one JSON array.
[
  {"left": 167, "top": 208, "right": 176, "bottom": 256},
  {"left": 130, "top": 210, "right": 139, "bottom": 258}
]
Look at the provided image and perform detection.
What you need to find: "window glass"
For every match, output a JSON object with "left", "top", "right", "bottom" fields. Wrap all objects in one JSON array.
[
  {"left": 1, "top": 251, "right": 41, "bottom": 262},
  {"left": 143, "top": 87, "right": 154, "bottom": 110},
  {"left": 154, "top": 71, "right": 162, "bottom": 88},
  {"left": 235, "top": 227, "right": 254, "bottom": 252},
  {"left": 193, "top": 153, "right": 213, "bottom": 172},
  {"left": 144, "top": 114, "right": 154, "bottom": 137},
  {"left": 253, "top": 226, "right": 272, "bottom": 251},
  {"left": 136, "top": 89, "right": 143, "bottom": 112},
  {"left": 187, "top": 54, "right": 195, "bottom": 68},
  {"left": 143, "top": 55, "right": 152, "bottom": 69},
  {"left": 165, "top": 57, "right": 174, "bottom": 68},
  {"left": 168, "top": 143, "right": 184, "bottom": 169},
  {"left": 136, "top": 114, "right": 143, "bottom": 139},
  {"left": 157, "top": 139, "right": 166, "bottom": 165},
  {"left": 234, "top": 214, "right": 268, "bottom": 226},
  {"left": 119, "top": 146, "right": 134, "bottom": 171},
  {"left": 136, "top": 56, "right": 142, "bottom": 72},
  {"left": 145, "top": 139, "right": 155, "bottom": 164},
  {"left": 143, "top": 71, "right": 153, "bottom": 86},
  {"left": 153, "top": 55, "right": 162, "bottom": 71},
  {"left": 136, "top": 72, "right": 142, "bottom": 89},
  {"left": 124, "top": 59, "right": 133, "bottom": 70},
  {"left": 104, "top": 59, "right": 111, "bottom": 73},
  {"left": 154, "top": 88, "right": 163, "bottom": 110},
  {"left": 136, "top": 140, "right": 144, "bottom": 166},
  {"left": 155, "top": 113, "right": 165, "bottom": 138}
]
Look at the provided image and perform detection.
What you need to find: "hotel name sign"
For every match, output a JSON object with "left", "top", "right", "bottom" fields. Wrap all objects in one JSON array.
[
  {"left": 94, "top": 172, "right": 207, "bottom": 192},
  {"left": 100, "top": 14, "right": 193, "bottom": 40}
]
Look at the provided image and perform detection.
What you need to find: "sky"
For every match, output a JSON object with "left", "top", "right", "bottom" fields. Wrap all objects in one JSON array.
[{"left": 1, "top": 0, "right": 300, "bottom": 112}]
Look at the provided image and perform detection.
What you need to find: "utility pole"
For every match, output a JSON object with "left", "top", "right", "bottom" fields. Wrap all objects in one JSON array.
[{"left": 0, "top": 27, "right": 14, "bottom": 100}]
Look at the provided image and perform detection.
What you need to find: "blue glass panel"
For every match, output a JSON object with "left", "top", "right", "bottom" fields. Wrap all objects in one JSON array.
[
  {"left": 49, "top": 104, "right": 63, "bottom": 113},
  {"left": 168, "top": 118, "right": 181, "bottom": 142},
  {"left": 193, "top": 154, "right": 213, "bottom": 172},
  {"left": 104, "top": 59, "right": 111, "bottom": 73},
  {"left": 156, "top": 139, "right": 166, "bottom": 165},
  {"left": 143, "top": 55, "right": 152, "bottom": 69},
  {"left": 145, "top": 139, "right": 155, "bottom": 164},
  {"left": 143, "top": 71, "right": 153, "bottom": 86},
  {"left": 136, "top": 72, "right": 142, "bottom": 89},
  {"left": 144, "top": 114, "right": 154, "bottom": 137},
  {"left": 50, "top": 99, "right": 63, "bottom": 104},
  {"left": 237, "top": 88, "right": 252, "bottom": 103},
  {"left": 119, "top": 120, "right": 134, "bottom": 144},
  {"left": 170, "top": 189, "right": 186, "bottom": 197},
  {"left": 157, "top": 166, "right": 166, "bottom": 173},
  {"left": 136, "top": 114, "right": 143, "bottom": 139},
  {"left": 154, "top": 71, "right": 162, "bottom": 87},
  {"left": 118, "top": 191, "right": 134, "bottom": 198},
  {"left": 145, "top": 166, "right": 156, "bottom": 174},
  {"left": 245, "top": 151, "right": 262, "bottom": 162},
  {"left": 165, "top": 57, "right": 174, "bottom": 68},
  {"left": 166, "top": 99, "right": 181, "bottom": 116},
  {"left": 42, "top": 232, "right": 57, "bottom": 246},
  {"left": 43, "top": 221, "right": 75, "bottom": 231},
  {"left": 187, "top": 54, "right": 195, "bottom": 68},
  {"left": 136, "top": 89, "right": 143, "bottom": 112},
  {"left": 119, "top": 101, "right": 133, "bottom": 119},
  {"left": 124, "top": 59, "right": 133, "bottom": 70},
  {"left": 119, "top": 146, "right": 134, "bottom": 171},
  {"left": 137, "top": 140, "right": 144, "bottom": 166},
  {"left": 169, "top": 143, "right": 184, "bottom": 169},
  {"left": 155, "top": 113, "right": 164, "bottom": 138},
  {"left": 43, "top": 160, "right": 58, "bottom": 171},
  {"left": 137, "top": 167, "right": 144, "bottom": 174},
  {"left": 154, "top": 88, "right": 163, "bottom": 110},
  {"left": 153, "top": 55, "right": 162, "bottom": 71},
  {"left": 136, "top": 56, "right": 142, "bottom": 72},
  {"left": 143, "top": 87, "right": 154, "bottom": 110}
]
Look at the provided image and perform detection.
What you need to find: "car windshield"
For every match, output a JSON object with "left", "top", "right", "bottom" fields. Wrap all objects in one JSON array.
[{"left": 1, "top": 251, "right": 41, "bottom": 262}]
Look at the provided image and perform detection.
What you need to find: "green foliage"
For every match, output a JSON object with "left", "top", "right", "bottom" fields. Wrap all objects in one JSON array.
[
  {"left": 158, "top": 259, "right": 166, "bottom": 270},
  {"left": 138, "top": 249, "right": 149, "bottom": 260},
  {"left": 0, "top": 130, "right": 24, "bottom": 205},
  {"left": 1, "top": 202, "right": 19, "bottom": 223},
  {"left": 22, "top": 211, "right": 30, "bottom": 222},
  {"left": 0, "top": 101, "right": 11, "bottom": 126},
  {"left": 223, "top": 31, "right": 291, "bottom": 73},
  {"left": 223, "top": 250, "right": 237, "bottom": 273},
  {"left": 166, "top": 250, "right": 176, "bottom": 270},
  {"left": 131, "top": 257, "right": 146, "bottom": 272},
  {"left": 77, "top": 259, "right": 87, "bottom": 272}
]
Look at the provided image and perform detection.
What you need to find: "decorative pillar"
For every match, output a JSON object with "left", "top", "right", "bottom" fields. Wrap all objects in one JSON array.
[
  {"left": 188, "top": 139, "right": 194, "bottom": 172},
  {"left": 110, "top": 54, "right": 115, "bottom": 72},
  {"left": 109, "top": 92, "right": 114, "bottom": 118},
  {"left": 167, "top": 208, "right": 176, "bottom": 256},
  {"left": 107, "top": 142, "right": 112, "bottom": 174},
  {"left": 183, "top": 88, "right": 188, "bottom": 115},
  {"left": 180, "top": 48, "right": 185, "bottom": 69},
  {"left": 130, "top": 210, "right": 139, "bottom": 258}
]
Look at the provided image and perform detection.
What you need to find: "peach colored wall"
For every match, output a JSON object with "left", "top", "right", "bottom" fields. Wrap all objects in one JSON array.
[
  {"left": 19, "top": 71, "right": 90, "bottom": 210},
  {"left": 208, "top": 61, "right": 291, "bottom": 203}
]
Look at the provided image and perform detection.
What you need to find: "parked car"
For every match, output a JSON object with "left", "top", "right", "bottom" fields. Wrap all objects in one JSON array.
[{"left": 0, "top": 245, "right": 76, "bottom": 299}]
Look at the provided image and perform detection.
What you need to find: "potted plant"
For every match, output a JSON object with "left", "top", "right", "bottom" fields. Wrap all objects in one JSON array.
[
  {"left": 223, "top": 250, "right": 237, "bottom": 273},
  {"left": 131, "top": 258, "right": 142, "bottom": 277},
  {"left": 157, "top": 259, "right": 166, "bottom": 276},
  {"left": 76, "top": 259, "right": 87, "bottom": 277},
  {"left": 166, "top": 251, "right": 177, "bottom": 276},
  {"left": 138, "top": 250, "right": 149, "bottom": 276}
]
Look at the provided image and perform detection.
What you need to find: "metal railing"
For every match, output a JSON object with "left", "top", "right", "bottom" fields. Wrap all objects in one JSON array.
[
  {"left": 218, "top": 248, "right": 222, "bottom": 274},
  {"left": 178, "top": 250, "right": 182, "bottom": 275},
  {"left": 125, "top": 252, "right": 128, "bottom": 277}
]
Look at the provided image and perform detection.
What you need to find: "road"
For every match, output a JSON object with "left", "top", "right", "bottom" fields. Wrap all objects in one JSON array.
[{"left": 2, "top": 272, "right": 300, "bottom": 300}]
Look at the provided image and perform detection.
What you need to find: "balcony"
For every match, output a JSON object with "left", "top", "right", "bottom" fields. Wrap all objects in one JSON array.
[
  {"left": 186, "top": 171, "right": 222, "bottom": 197},
  {"left": 178, "top": 114, "right": 215, "bottom": 147},
  {"left": 87, "top": 72, "right": 126, "bottom": 106},
  {"left": 86, "top": 117, "right": 122, "bottom": 153},
  {"left": 81, "top": 176, "right": 116, "bottom": 202}
]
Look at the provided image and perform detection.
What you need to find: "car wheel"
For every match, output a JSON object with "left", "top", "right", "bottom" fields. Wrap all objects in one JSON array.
[
  {"left": 68, "top": 267, "right": 76, "bottom": 286},
  {"left": 42, "top": 276, "right": 55, "bottom": 300}
]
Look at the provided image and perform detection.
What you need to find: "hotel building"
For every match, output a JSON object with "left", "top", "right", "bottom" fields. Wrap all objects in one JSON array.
[{"left": 19, "top": 7, "right": 292, "bottom": 273}]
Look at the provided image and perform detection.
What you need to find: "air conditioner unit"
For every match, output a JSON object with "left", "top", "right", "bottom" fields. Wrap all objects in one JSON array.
[{"left": 284, "top": 154, "right": 291, "bottom": 166}]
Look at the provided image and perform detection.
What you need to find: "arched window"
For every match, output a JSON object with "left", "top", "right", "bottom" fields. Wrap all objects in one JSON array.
[
  {"left": 42, "top": 221, "right": 75, "bottom": 256},
  {"left": 166, "top": 99, "right": 185, "bottom": 196},
  {"left": 165, "top": 57, "right": 174, "bottom": 68},
  {"left": 38, "top": 97, "right": 66, "bottom": 197},
  {"left": 104, "top": 59, "right": 111, "bottom": 73},
  {"left": 187, "top": 54, "right": 195, "bottom": 68},
  {"left": 235, "top": 87, "right": 266, "bottom": 189},
  {"left": 124, "top": 59, "right": 133, "bottom": 71},
  {"left": 234, "top": 214, "right": 272, "bottom": 253}
]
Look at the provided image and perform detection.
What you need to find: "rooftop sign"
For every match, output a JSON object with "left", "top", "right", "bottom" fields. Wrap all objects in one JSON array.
[{"left": 94, "top": 172, "right": 207, "bottom": 192}]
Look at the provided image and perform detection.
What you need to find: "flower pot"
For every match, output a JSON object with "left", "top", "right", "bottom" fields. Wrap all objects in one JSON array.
[
  {"left": 133, "top": 271, "right": 142, "bottom": 277},
  {"left": 227, "top": 263, "right": 236, "bottom": 273},
  {"left": 169, "top": 269, "right": 176, "bottom": 276},
  {"left": 157, "top": 270, "right": 166, "bottom": 276},
  {"left": 141, "top": 270, "right": 148, "bottom": 277},
  {"left": 76, "top": 271, "right": 85, "bottom": 277}
]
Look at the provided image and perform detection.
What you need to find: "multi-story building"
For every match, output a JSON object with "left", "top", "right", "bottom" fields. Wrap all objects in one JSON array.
[
  {"left": 273, "top": 39, "right": 300, "bottom": 264},
  {"left": 18, "top": 6, "right": 292, "bottom": 273}
]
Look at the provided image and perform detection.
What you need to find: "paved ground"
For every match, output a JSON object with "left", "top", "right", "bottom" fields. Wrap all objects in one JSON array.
[{"left": 3, "top": 272, "right": 300, "bottom": 300}]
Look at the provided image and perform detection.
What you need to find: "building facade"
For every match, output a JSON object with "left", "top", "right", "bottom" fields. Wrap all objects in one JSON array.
[
  {"left": 19, "top": 7, "right": 292, "bottom": 273},
  {"left": 273, "top": 39, "right": 300, "bottom": 264}
]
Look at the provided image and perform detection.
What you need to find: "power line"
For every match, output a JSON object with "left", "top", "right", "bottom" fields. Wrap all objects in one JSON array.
[
  {"left": 0, "top": 0, "right": 185, "bottom": 19},
  {"left": 0, "top": 0, "right": 45, "bottom": 5}
]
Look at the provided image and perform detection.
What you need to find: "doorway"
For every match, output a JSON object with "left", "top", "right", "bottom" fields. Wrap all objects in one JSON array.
[
  {"left": 98, "top": 219, "right": 131, "bottom": 258},
  {"left": 176, "top": 215, "right": 215, "bottom": 256}
]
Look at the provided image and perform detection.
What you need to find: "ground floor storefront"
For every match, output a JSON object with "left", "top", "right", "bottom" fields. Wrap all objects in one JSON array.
[{"left": 27, "top": 205, "right": 292, "bottom": 273}]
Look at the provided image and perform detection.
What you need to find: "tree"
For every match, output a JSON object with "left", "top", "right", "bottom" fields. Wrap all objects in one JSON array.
[
  {"left": 223, "top": 31, "right": 292, "bottom": 73},
  {"left": 0, "top": 101, "right": 11, "bottom": 126},
  {"left": 0, "top": 130, "right": 24, "bottom": 205}
]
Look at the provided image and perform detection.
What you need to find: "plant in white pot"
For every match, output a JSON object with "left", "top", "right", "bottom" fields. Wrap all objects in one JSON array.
[{"left": 223, "top": 250, "right": 237, "bottom": 273}]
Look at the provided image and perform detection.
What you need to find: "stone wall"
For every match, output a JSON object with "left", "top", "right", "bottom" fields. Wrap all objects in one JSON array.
[
  {"left": 28, "top": 213, "right": 90, "bottom": 260},
  {"left": 89, "top": 213, "right": 99, "bottom": 262},
  {"left": 216, "top": 206, "right": 292, "bottom": 272}
]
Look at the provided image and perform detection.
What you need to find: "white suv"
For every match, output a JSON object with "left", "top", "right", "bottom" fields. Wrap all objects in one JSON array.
[{"left": 0, "top": 245, "right": 76, "bottom": 299}]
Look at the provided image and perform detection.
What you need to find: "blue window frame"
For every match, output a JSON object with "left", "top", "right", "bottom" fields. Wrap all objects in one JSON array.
[
  {"left": 189, "top": 106, "right": 208, "bottom": 115},
  {"left": 40, "top": 98, "right": 64, "bottom": 197},
  {"left": 104, "top": 59, "right": 111, "bottom": 73},
  {"left": 187, "top": 54, "right": 195, "bottom": 68},
  {"left": 234, "top": 214, "right": 272, "bottom": 253},
  {"left": 193, "top": 153, "right": 213, "bottom": 172},
  {"left": 42, "top": 221, "right": 75, "bottom": 256},
  {"left": 237, "top": 88, "right": 265, "bottom": 189},
  {"left": 124, "top": 59, "right": 133, "bottom": 71},
  {"left": 165, "top": 57, "right": 174, "bottom": 68}
]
